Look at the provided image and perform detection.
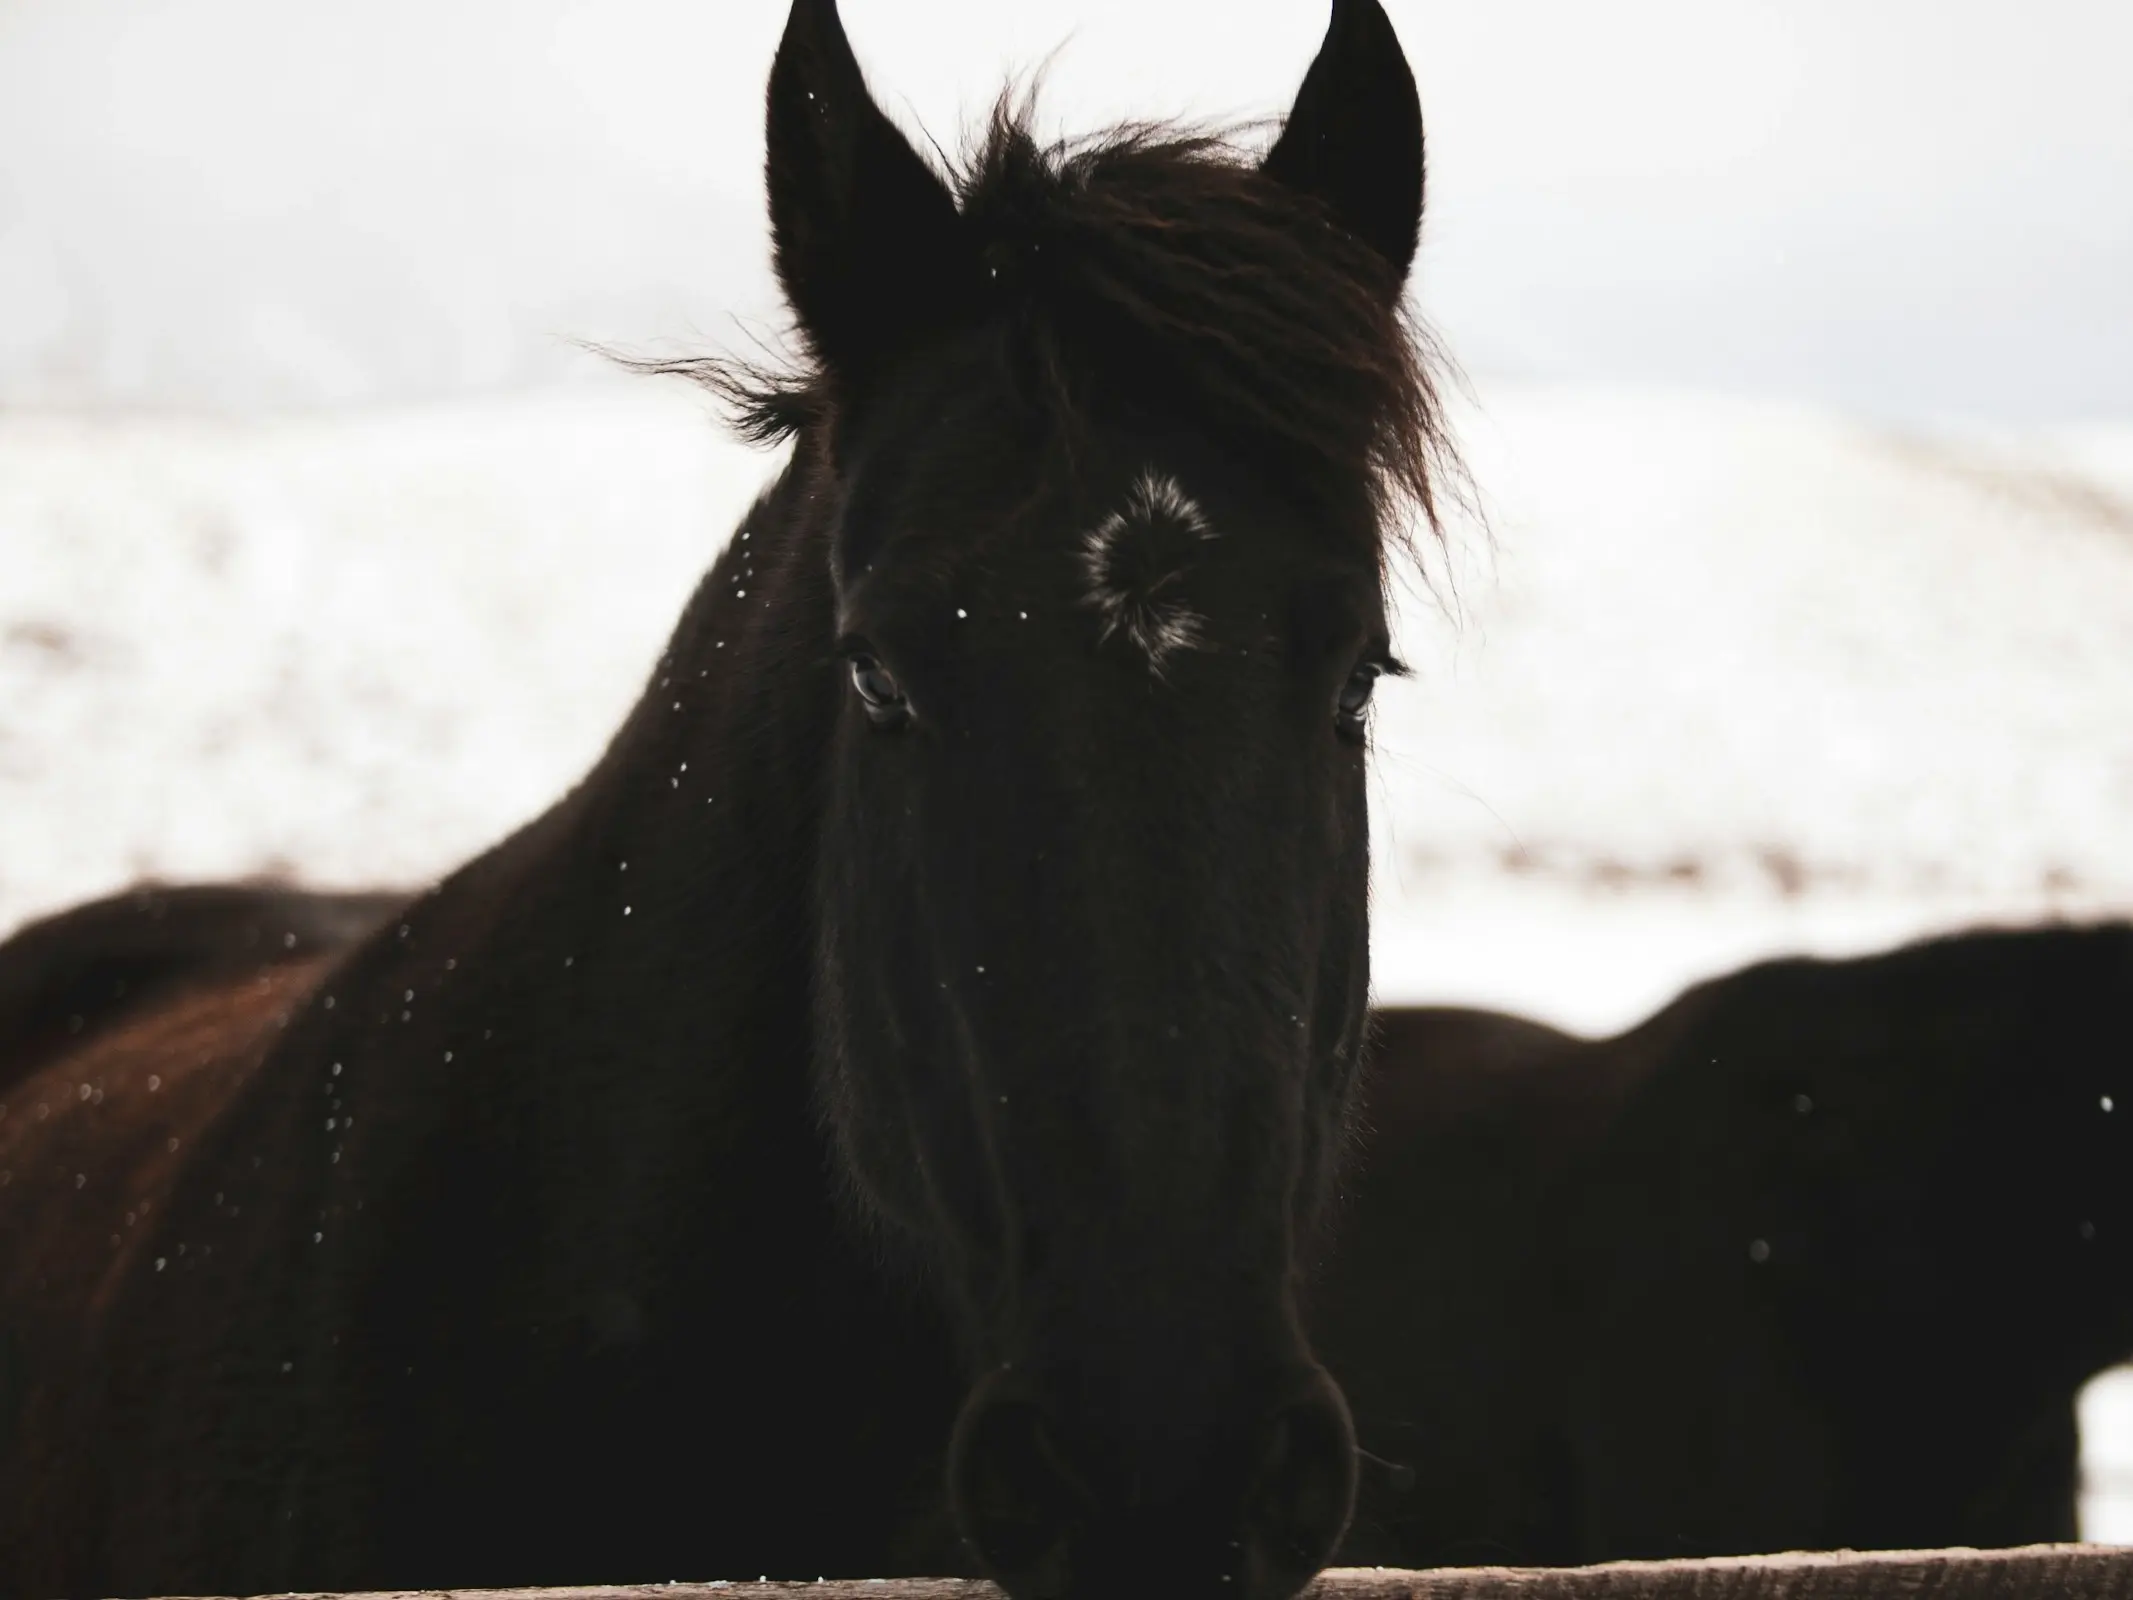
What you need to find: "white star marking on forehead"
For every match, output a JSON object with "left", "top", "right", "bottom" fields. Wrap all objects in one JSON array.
[{"left": 1079, "top": 471, "right": 1220, "bottom": 673}]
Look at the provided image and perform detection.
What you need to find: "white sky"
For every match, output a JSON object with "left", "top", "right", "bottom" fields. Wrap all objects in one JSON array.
[{"left": 1, "top": 0, "right": 2128, "bottom": 420}]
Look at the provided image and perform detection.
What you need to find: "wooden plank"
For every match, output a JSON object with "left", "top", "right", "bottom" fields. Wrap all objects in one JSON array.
[
  {"left": 194, "top": 1546, "right": 2133, "bottom": 1600},
  {"left": 1323, "top": 1547, "right": 2133, "bottom": 1596}
]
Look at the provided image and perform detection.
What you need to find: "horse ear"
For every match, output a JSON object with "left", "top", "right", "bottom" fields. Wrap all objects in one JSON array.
[
  {"left": 1261, "top": 0, "right": 1425, "bottom": 289},
  {"left": 765, "top": 0, "right": 976, "bottom": 379}
]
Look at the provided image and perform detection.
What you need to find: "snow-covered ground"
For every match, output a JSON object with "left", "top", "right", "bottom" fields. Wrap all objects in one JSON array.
[
  {"left": 11, "top": 378, "right": 2129, "bottom": 971},
  {"left": 0, "top": 383, "right": 758, "bottom": 920},
  {"left": 5, "top": 375, "right": 2132, "bottom": 1536},
  {"left": 1371, "top": 386, "right": 2133, "bottom": 1030}
]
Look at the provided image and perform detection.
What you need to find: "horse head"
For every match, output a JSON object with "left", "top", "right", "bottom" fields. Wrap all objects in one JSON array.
[{"left": 753, "top": 4, "right": 1443, "bottom": 1594}]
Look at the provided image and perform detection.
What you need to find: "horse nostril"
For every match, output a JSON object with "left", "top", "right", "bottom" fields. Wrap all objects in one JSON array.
[
  {"left": 948, "top": 1377, "right": 1095, "bottom": 1597},
  {"left": 1241, "top": 1370, "right": 1358, "bottom": 1592}
]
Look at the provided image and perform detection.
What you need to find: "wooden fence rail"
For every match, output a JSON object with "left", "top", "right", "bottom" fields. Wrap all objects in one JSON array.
[{"left": 201, "top": 1547, "right": 2133, "bottom": 1600}]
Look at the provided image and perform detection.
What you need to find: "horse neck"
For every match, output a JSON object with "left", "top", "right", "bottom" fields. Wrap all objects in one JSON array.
[{"left": 324, "top": 450, "right": 843, "bottom": 1286}]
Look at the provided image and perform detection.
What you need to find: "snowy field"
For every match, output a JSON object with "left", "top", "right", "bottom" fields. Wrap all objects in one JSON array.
[
  {"left": 20, "top": 378, "right": 2129, "bottom": 1032},
  {"left": 5, "top": 374, "right": 2132, "bottom": 1536},
  {"left": 0, "top": 382, "right": 752, "bottom": 923},
  {"left": 1372, "top": 386, "right": 2133, "bottom": 1030},
  {"left": 11, "top": 379, "right": 2131, "bottom": 990}
]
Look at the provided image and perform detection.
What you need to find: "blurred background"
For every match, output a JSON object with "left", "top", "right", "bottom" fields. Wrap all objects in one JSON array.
[{"left": 2, "top": 0, "right": 2130, "bottom": 1541}]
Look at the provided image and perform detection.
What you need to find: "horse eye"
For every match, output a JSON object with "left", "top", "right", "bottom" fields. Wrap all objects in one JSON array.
[
  {"left": 1336, "top": 663, "right": 1381, "bottom": 730},
  {"left": 849, "top": 656, "right": 908, "bottom": 722}
]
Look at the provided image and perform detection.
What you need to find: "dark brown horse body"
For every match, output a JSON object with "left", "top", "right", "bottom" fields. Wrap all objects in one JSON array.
[
  {"left": 1, "top": 3, "right": 1452, "bottom": 1596},
  {"left": 1324, "top": 922, "right": 2133, "bottom": 1566},
  {"left": 1, "top": 769, "right": 967, "bottom": 1590},
  {"left": 13, "top": 874, "right": 2126, "bottom": 1587}
]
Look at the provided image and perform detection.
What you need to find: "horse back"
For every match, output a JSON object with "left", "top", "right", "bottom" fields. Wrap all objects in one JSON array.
[
  {"left": 0, "top": 953, "right": 340, "bottom": 1592},
  {"left": 1554, "top": 923, "right": 2133, "bottom": 1559},
  {"left": 0, "top": 883, "right": 404, "bottom": 1092}
]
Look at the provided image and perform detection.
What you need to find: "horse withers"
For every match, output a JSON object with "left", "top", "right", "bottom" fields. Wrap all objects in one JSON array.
[{"left": 0, "top": 4, "right": 1452, "bottom": 1597}]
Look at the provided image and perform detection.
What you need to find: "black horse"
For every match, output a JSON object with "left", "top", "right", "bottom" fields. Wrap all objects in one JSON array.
[
  {"left": 0, "top": 3, "right": 1452, "bottom": 1596},
  {"left": 1324, "top": 921, "right": 2133, "bottom": 1566}
]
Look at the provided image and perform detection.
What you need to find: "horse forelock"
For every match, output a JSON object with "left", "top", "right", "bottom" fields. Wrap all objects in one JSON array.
[
  {"left": 955, "top": 108, "right": 1453, "bottom": 555},
  {"left": 642, "top": 101, "right": 1460, "bottom": 574}
]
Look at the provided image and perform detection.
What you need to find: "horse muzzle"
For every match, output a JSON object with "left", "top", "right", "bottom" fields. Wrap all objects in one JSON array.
[{"left": 946, "top": 1360, "right": 1358, "bottom": 1600}]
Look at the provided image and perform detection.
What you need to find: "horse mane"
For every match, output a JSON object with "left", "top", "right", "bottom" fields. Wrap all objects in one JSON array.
[{"left": 645, "top": 102, "right": 1461, "bottom": 562}]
